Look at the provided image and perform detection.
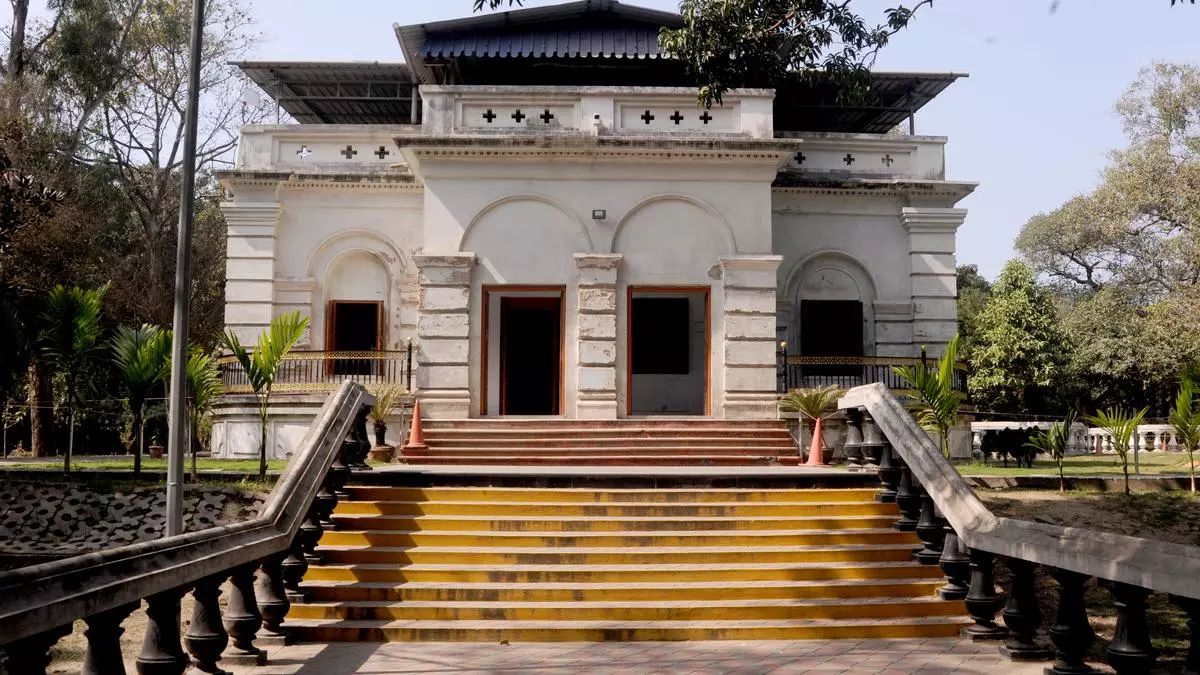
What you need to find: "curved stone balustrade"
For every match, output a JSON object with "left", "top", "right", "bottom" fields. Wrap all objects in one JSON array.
[
  {"left": 843, "top": 383, "right": 1200, "bottom": 675},
  {"left": 0, "top": 381, "right": 374, "bottom": 675}
]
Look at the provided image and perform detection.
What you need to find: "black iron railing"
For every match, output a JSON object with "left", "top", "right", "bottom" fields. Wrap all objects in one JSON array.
[
  {"left": 219, "top": 343, "right": 414, "bottom": 394},
  {"left": 776, "top": 350, "right": 968, "bottom": 394}
]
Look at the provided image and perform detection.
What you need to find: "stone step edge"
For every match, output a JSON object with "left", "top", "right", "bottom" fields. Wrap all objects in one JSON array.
[
  {"left": 299, "top": 578, "right": 944, "bottom": 590},
  {"left": 315, "top": 543, "right": 919, "bottom": 555},
  {"left": 322, "top": 526, "right": 900, "bottom": 537},
  {"left": 290, "top": 597, "right": 954, "bottom": 609},
  {"left": 330, "top": 514, "right": 897, "bottom": 523},
  {"left": 308, "top": 561, "right": 931, "bottom": 572},
  {"left": 334, "top": 500, "right": 887, "bottom": 508},
  {"left": 283, "top": 617, "right": 968, "bottom": 628}
]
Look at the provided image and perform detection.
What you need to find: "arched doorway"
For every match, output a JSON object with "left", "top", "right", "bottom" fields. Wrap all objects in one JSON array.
[{"left": 789, "top": 254, "right": 876, "bottom": 378}]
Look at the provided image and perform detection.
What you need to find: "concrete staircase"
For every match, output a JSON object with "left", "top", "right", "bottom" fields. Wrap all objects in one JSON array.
[
  {"left": 287, "top": 481, "right": 969, "bottom": 642},
  {"left": 401, "top": 419, "right": 803, "bottom": 466}
]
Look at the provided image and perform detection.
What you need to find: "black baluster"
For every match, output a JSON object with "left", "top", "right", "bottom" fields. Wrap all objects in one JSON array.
[
  {"left": 280, "top": 536, "right": 310, "bottom": 603},
  {"left": 843, "top": 407, "right": 864, "bottom": 469},
  {"left": 406, "top": 338, "right": 413, "bottom": 391},
  {"left": 876, "top": 438, "right": 900, "bottom": 503},
  {"left": 1171, "top": 596, "right": 1200, "bottom": 675},
  {"left": 348, "top": 405, "right": 371, "bottom": 469},
  {"left": 1045, "top": 568, "right": 1098, "bottom": 675},
  {"left": 861, "top": 412, "right": 883, "bottom": 471},
  {"left": 1000, "top": 558, "right": 1051, "bottom": 660},
  {"left": 256, "top": 553, "right": 294, "bottom": 646},
  {"left": 962, "top": 549, "right": 1007, "bottom": 640},
  {"left": 329, "top": 435, "right": 353, "bottom": 500},
  {"left": 299, "top": 506, "right": 325, "bottom": 564},
  {"left": 83, "top": 603, "right": 138, "bottom": 675},
  {"left": 314, "top": 471, "right": 339, "bottom": 527},
  {"left": 894, "top": 459, "right": 921, "bottom": 531},
  {"left": 223, "top": 563, "right": 266, "bottom": 666},
  {"left": 0, "top": 624, "right": 71, "bottom": 675},
  {"left": 938, "top": 527, "right": 971, "bottom": 600},
  {"left": 915, "top": 489, "right": 945, "bottom": 565},
  {"left": 136, "top": 587, "right": 189, "bottom": 675},
  {"left": 1104, "top": 582, "right": 1156, "bottom": 674},
  {"left": 185, "top": 575, "right": 229, "bottom": 674}
]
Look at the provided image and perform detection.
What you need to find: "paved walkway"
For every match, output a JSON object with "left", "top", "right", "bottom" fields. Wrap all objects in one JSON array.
[{"left": 235, "top": 639, "right": 1098, "bottom": 674}]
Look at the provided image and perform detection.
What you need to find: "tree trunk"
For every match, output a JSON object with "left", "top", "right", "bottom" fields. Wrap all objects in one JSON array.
[
  {"left": 28, "top": 360, "right": 53, "bottom": 457},
  {"left": 6, "top": 0, "right": 30, "bottom": 83},
  {"left": 133, "top": 412, "right": 143, "bottom": 475}
]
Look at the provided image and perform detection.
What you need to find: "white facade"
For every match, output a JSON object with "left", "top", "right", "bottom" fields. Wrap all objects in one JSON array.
[{"left": 216, "top": 78, "right": 974, "bottom": 455}]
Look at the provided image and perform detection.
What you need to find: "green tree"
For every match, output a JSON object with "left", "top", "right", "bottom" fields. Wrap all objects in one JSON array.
[
  {"left": 894, "top": 334, "right": 961, "bottom": 459},
  {"left": 111, "top": 323, "right": 170, "bottom": 474},
  {"left": 1169, "top": 368, "right": 1200, "bottom": 494},
  {"left": 956, "top": 264, "right": 991, "bottom": 358},
  {"left": 40, "top": 283, "right": 108, "bottom": 470},
  {"left": 185, "top": 346, "right": 222, "bottom": 481},
  {"left": 219, "top": 311, "right": 309, "bottom": 481},
  {"left": 968, "top": 261, "right": 1068, "bottom": 414},
  {"left": 1086, "top": 407, "right": 1148, "bottom": 496}
]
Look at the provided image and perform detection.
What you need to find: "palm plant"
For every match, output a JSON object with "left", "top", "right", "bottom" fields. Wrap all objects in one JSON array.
[
  {"left": 777, "top": 385, "right": 843, "bottom": 457},
  {"left": 219, "top": 311, "right": 309, "bottom": 481},
  {"left": 1026, "top": 410, "right": 1077, "bottom": 493},
  {"left": 1087, "top": 406, "right": 1149, "bottom": 496},
  {"left": 1168, "top": 368, "right": 1200, "bottom": 494},
  {"left": 112, "top": 324, "right": 172, "bottom": 475},
  {"left": 40, "top": 284, "right": 109, "bottom": 472},
  {"left": 370, "top": 384, "right": 409, "bottom": 447},
  {"left": 186, "top": 346, "right": 223, "bottom": 482},
  {"left": 893, "top": 334, "right": 962, "bottom": 459}
]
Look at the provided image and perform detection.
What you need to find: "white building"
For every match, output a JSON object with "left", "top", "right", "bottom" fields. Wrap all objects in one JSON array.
[{"left": 214, "top": 0, "right": 975, "bottom": 457}]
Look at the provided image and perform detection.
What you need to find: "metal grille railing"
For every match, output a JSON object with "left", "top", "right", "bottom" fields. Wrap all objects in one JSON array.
[
  {"left": 219, "top": 344, "right": 414, "bottom": 394},
  {"left": 776, "top": 351, "right": 968, "bottom": 394}
]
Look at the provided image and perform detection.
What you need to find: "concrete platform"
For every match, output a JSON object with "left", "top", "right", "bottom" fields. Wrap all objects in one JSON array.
[{"left": 234, "top": 638, "right": 1099, "bottom": 674}]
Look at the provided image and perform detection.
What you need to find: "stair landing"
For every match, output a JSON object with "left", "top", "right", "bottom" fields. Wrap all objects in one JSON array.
[{"left": 403, "top": 418, "right": 803, "bottom": 467}]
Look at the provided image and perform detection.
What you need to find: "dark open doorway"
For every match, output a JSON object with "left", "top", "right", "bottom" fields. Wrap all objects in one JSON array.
[
  {"left": 800, "top": 300, "right": 863, "bottom": 376},
  {"left": 500, "top": 296, "right": 562, "bottom": 415},
  {"left": 627, "top": 289, "right": 709, "bottom": 416},
  {"left": 327, "top": 301, "right": 382, "bottom": 376}
]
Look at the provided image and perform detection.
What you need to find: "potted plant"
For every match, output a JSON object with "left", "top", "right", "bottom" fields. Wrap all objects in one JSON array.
[
  {"left": 368, "top": 384, "right": 408, "bottom": 463},
  {"left": 148, "top": 433, "right": 165, "bottom": 459}
]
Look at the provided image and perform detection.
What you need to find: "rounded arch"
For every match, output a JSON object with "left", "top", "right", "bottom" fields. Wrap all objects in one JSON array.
[
  {"left": 458, "top": 194, "right": 593, "bottom": 253},
  {"left": 306, "top": 229, "right": 408, "bottom": 351},
  {"left": 610, "top": 194, "right": 736, "bottom": 255},
  {"left": 306, "top": 229, "right": 409, "bottom": 281},
  {"left": 784, "top": 250, "right": 879, "bottom": 358}
]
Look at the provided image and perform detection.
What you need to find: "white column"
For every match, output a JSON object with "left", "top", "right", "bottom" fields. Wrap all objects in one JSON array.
[
  {"left": 222, "top": 202, "right": 281, "bottom": 344},
  {"left": 414, "top": 253, "right": 475, "bottom": 419},
  {"left": 575, "top": 254, "right": 622, "bottom": 419},
  {"left": 720, "top": 255, "right": 783, "bottom": 420},
  {"left": 901, "top": 207, "right": 967, "bottom": 356}
]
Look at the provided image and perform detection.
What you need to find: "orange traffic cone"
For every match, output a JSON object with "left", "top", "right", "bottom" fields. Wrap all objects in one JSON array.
[
  {"left": 805, "top": 416, "right": 827, "bottom": 466},
  {"left": 404, "top": 400, "right": 427, "bottom": 450}
]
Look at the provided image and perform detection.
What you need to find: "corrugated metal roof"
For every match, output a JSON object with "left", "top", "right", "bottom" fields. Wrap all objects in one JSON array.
[
  {"left": 422, "top": 27, "right": 666, "bottom": 59},
  {"left": 233, "top": 61, "right": 418, "bottom": 125}
]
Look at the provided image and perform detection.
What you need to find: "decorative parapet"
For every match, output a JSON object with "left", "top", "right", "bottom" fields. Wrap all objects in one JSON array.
[
  {"left": 419, "top": 85, "right": 776, "bottom": 138},
  {"left": 778, "top": 132, "right": 948, "bottom": 181},
  {"left": 234, "top": 124, "right": 422, "bottom": 172}
]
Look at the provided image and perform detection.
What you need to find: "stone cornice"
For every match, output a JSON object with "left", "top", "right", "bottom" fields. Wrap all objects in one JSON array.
[
  {"left": 772, "top": 178, "right": 976, "bottom": 202},
  {"left": 901, "top": 206, "right": 969, "bottom": 232},
  {"left": 720, "top": 255, "right": 784, "bottom": 272},
  {"left": 398, "top": 135, "right": 800, "bottom": 165},
  {"left": 218, "top": 170, "right": 422, "bottom": 193}
]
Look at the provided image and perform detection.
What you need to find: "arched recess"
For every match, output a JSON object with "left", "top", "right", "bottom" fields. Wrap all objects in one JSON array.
[
  {"left": 611, "top": 195, "right": 735, "bottom": 283},
  {"left": 785, "top": 251, "right": 878, "bottom": 358},
  {"left": 460, "top": 195, "right": 592, "bottom": 283},
  {"left": 306, "top": 230, "right": 409, "bottom": 351}
]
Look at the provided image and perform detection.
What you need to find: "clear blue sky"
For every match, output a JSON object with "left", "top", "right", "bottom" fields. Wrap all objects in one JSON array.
[{"left": 11, "top": 1, "right": 1200, "bottom": 279}]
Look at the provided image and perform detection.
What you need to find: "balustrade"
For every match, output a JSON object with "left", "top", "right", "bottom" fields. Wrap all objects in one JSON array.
[
  {"left": 0, "top": 382, "right": 373, "bottom": 675},
  {"left": 845, "top": 382, "right": 1200, "bottom": 675}
]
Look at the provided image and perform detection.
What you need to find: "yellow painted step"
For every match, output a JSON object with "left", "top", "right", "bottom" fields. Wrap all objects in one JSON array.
[
  {"left": 316, "top": 543, "right": 919, "bottom": 565},
  {"left": 318, "top": 528, "right": 916, "bottom": 548},
  {"left": 345, "top": 487, "right": 880, "bottom": 504},
  {"left": 329, "top": 514, "right": 900, "bottom": 532},
  {"left": 333, "top": 501, "right": 897, "bottom": 518},
  {"left": 301, "top": 579, "right": 947, "bottom": 603},
  {"left": 286, "top": 617, "right": 970, "bottom": 642},
  {"left": 287, "top": 597, "right": 965, "bottom": 622},
  {"left": 303, "top": 561, "right": 942, "bottom": 584}
]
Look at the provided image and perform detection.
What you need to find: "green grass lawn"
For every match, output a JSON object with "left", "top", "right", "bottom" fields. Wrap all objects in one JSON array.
[
  {"left": 958, "top": 451, "right": 1198, "bottom": 476},
  {"left": 0, "top": 457, "right": 290, "bottom": 472}
]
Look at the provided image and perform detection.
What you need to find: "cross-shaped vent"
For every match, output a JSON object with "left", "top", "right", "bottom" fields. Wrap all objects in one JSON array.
[
  {"left": 881, "top": 154, "right": 895, "bottom": 167},
  {"left": 296, "top": 145, "right": 312, "bottom": 159},
  {"left": 640, "top": 110, "right": 655, "bottom": 124},
  {"left": 670, "top": 111, "right": 684, "bottom": 125},
  {"left": 482, "top": 109, "right": 497, "bottom": 123},
  {"left": 794, "top": 152, "right": 806, "bottom": 165},
  {"left": 512, "top": 109, "right": 526, "bottom": 123},
  {"left": 375, "top": 146, "right": 391, "bottom": 160},
  {"left": 843, "top": 153, "right": 856, "bottom": 166},
  {"left": 341, "top": 145, "right": 358, "bottom": 160},
  {"left": 699, "top": 110, "right": 712, "bottom": 124},
  {"left": 540, "top": 109, "right": 555, "bottom": 124}
]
